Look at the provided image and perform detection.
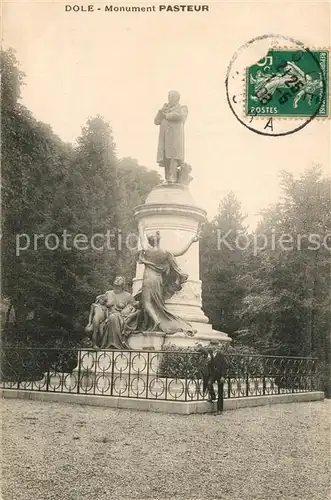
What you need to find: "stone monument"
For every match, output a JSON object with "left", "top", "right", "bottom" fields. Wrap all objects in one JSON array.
[
  {"left": 129, "top": 91, "right": 230, "bottom": 348},
  {"left": 85, "top": 91, "right": 231, "bottom": 350}
]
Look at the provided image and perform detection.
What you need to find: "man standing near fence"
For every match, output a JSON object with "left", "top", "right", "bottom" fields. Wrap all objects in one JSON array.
[{"left": 202, "top": 349, "right": 228, "bottom": 413}]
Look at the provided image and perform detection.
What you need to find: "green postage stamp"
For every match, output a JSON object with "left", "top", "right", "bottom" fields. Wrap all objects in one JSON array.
[{"left": 246, "top": 49, "right": 329, "bottom": 117}]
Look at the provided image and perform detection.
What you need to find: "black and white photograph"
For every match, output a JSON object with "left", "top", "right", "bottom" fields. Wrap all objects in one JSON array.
[{"left": 1, "top": 1, "right": 330, "bottom": 499}]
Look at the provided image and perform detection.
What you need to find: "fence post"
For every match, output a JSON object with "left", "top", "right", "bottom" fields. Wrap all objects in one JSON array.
[
  {"left": 184, "top": 352, "right": 188, "bottom": 402},
  {"left": 145, "top": 352, "right": 150, "bottom": 400},
  {"left": 262, "top": 358, "right": 266, "bottom": 396},
  {"left": 310, "top": 359, "right": 315, "bottom": 391},
  {"left": 246, "top": 370, "right": 249, "bottom": 397},
  {"left": 77, "top": 349, "right": 81, "bottom": 395},
  {"left": 217, "top": 380, "right": 224, "bottom": 412},
  {"left": 17, "top": 350, "right": 22, "bottom": 390},
  {"left": 110, "top": 351, "right": 115, "bottom": 396},
  {"left": 46, "top": 366, "right": 49, "bottom": 392}
]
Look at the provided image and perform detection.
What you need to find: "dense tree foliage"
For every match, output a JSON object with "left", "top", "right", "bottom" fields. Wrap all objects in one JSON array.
[
  {"left": 238, "top": 168, "right": 330, "bottom": 354},
  {"left": 240, "top": 168, "right": 330, "bottom": 393},
  {"left": 200, "top": 168, "right": 331, "bottom": 394},
  {"left": 1, "top": 49, "right": 159, "bottom": 345},
  {"left": 2, "top": 49, "right": 74, "bottom": 342},
  {"left": 200, "top": 191, "right": 248, "bottom": 334}
]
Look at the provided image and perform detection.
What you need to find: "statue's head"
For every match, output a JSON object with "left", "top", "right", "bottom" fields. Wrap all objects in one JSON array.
[
  {"left": 147, "top": 231, "right": 161, "bottom": 248},
  {"left": 168, "top": 90, "right": 180, "bottom": 105},
  {"left": 113, "top": 276, "right": 125, "bottom": 290}
]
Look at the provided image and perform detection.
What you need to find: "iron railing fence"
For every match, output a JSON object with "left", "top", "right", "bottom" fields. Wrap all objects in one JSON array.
[{"left": 0, "top": 347, "right": 319, "bottom": 402}]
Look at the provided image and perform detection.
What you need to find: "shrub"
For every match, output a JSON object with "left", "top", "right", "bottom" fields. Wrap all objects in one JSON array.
[
  {"left": 0, "top": 335, "right": 79, "bottom": 382},
  {"left": 158, "top": 344, "right": 207, "bottom": 379},
  {"left": 158, "top": 341, "right": 265, "bottom": 380}
]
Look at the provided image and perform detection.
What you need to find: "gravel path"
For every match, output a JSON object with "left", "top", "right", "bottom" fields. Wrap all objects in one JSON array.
[{"left": 1, "top": 399, "right": 330, "bottom": 500}]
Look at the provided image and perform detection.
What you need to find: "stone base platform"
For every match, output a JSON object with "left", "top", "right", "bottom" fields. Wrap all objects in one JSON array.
[
  {"left": 1, "top": 389, "right": 325, "bottom": 414},
  {"left": 127, "top": 326, "right": 230, "bottom": 350},
  {"left": 131, "top": 182, "right": 232, "bottom": 349},
  {"left": 28, "top": 371, "right": 281, "bottom": 401}
]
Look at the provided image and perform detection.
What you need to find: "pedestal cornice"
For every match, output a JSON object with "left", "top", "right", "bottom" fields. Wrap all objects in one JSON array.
[{"left": 134, "top": 203, "right": 207, "bottom": 223}]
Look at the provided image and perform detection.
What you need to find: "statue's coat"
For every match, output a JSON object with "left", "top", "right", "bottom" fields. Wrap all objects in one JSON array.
[{"left": 155, "top": 104, "right": 188, "bottom": 164}]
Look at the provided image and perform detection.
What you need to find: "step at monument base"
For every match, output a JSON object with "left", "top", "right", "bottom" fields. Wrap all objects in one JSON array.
[
  {"left": 128, "top": 325, "right": 230, "bottom": 350},
  {"left": 2, "top": 389, "right": 324, "bottom": 414}
]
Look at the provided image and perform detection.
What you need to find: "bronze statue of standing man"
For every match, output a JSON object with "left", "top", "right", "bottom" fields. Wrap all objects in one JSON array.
[{"left": 154, "top": 90, "right": 188, "bottom": 183}]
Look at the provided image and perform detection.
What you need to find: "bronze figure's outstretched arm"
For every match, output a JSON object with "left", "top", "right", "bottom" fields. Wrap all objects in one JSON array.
[
  {"left": 138, "top": 224, "right": 150, "bottom": 251},
  {"left": 173, "top": 232, "right": 199, "bottom": 257}
]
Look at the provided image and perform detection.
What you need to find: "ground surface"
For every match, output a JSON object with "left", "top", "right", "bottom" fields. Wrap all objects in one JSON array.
[{"left": 2, "top": 399, "right": 330, "bottom": 500}]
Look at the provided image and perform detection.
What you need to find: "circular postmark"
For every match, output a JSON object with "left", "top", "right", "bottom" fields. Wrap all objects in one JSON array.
[{"left": 225, "top": 34, "right": 329, "bottom": 136}]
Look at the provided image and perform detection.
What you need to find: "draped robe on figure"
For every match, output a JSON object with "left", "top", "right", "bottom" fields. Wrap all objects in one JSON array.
[
  {"left": 99, "top": 290, "right": 134, "bottom": 349},
  {"left": 126, "top": 248, "right": 194, "bottom": 334},
  {"left": 154, "top": 104, "right": 188, "bottom": 166}
]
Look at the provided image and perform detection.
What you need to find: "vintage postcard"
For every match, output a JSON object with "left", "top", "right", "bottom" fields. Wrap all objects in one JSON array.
[{"left": 2, "top": 1, "right": 330, "bottom": 499}]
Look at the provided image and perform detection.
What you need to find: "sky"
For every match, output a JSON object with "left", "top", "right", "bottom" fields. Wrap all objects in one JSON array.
[{"left": 3, "top": 0, "right": 330, "bottom": 227}]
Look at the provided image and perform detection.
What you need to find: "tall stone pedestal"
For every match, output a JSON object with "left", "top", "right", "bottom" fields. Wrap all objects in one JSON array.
[{"left": 128, "top": 183, "right": 231, "bottom": 349}]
